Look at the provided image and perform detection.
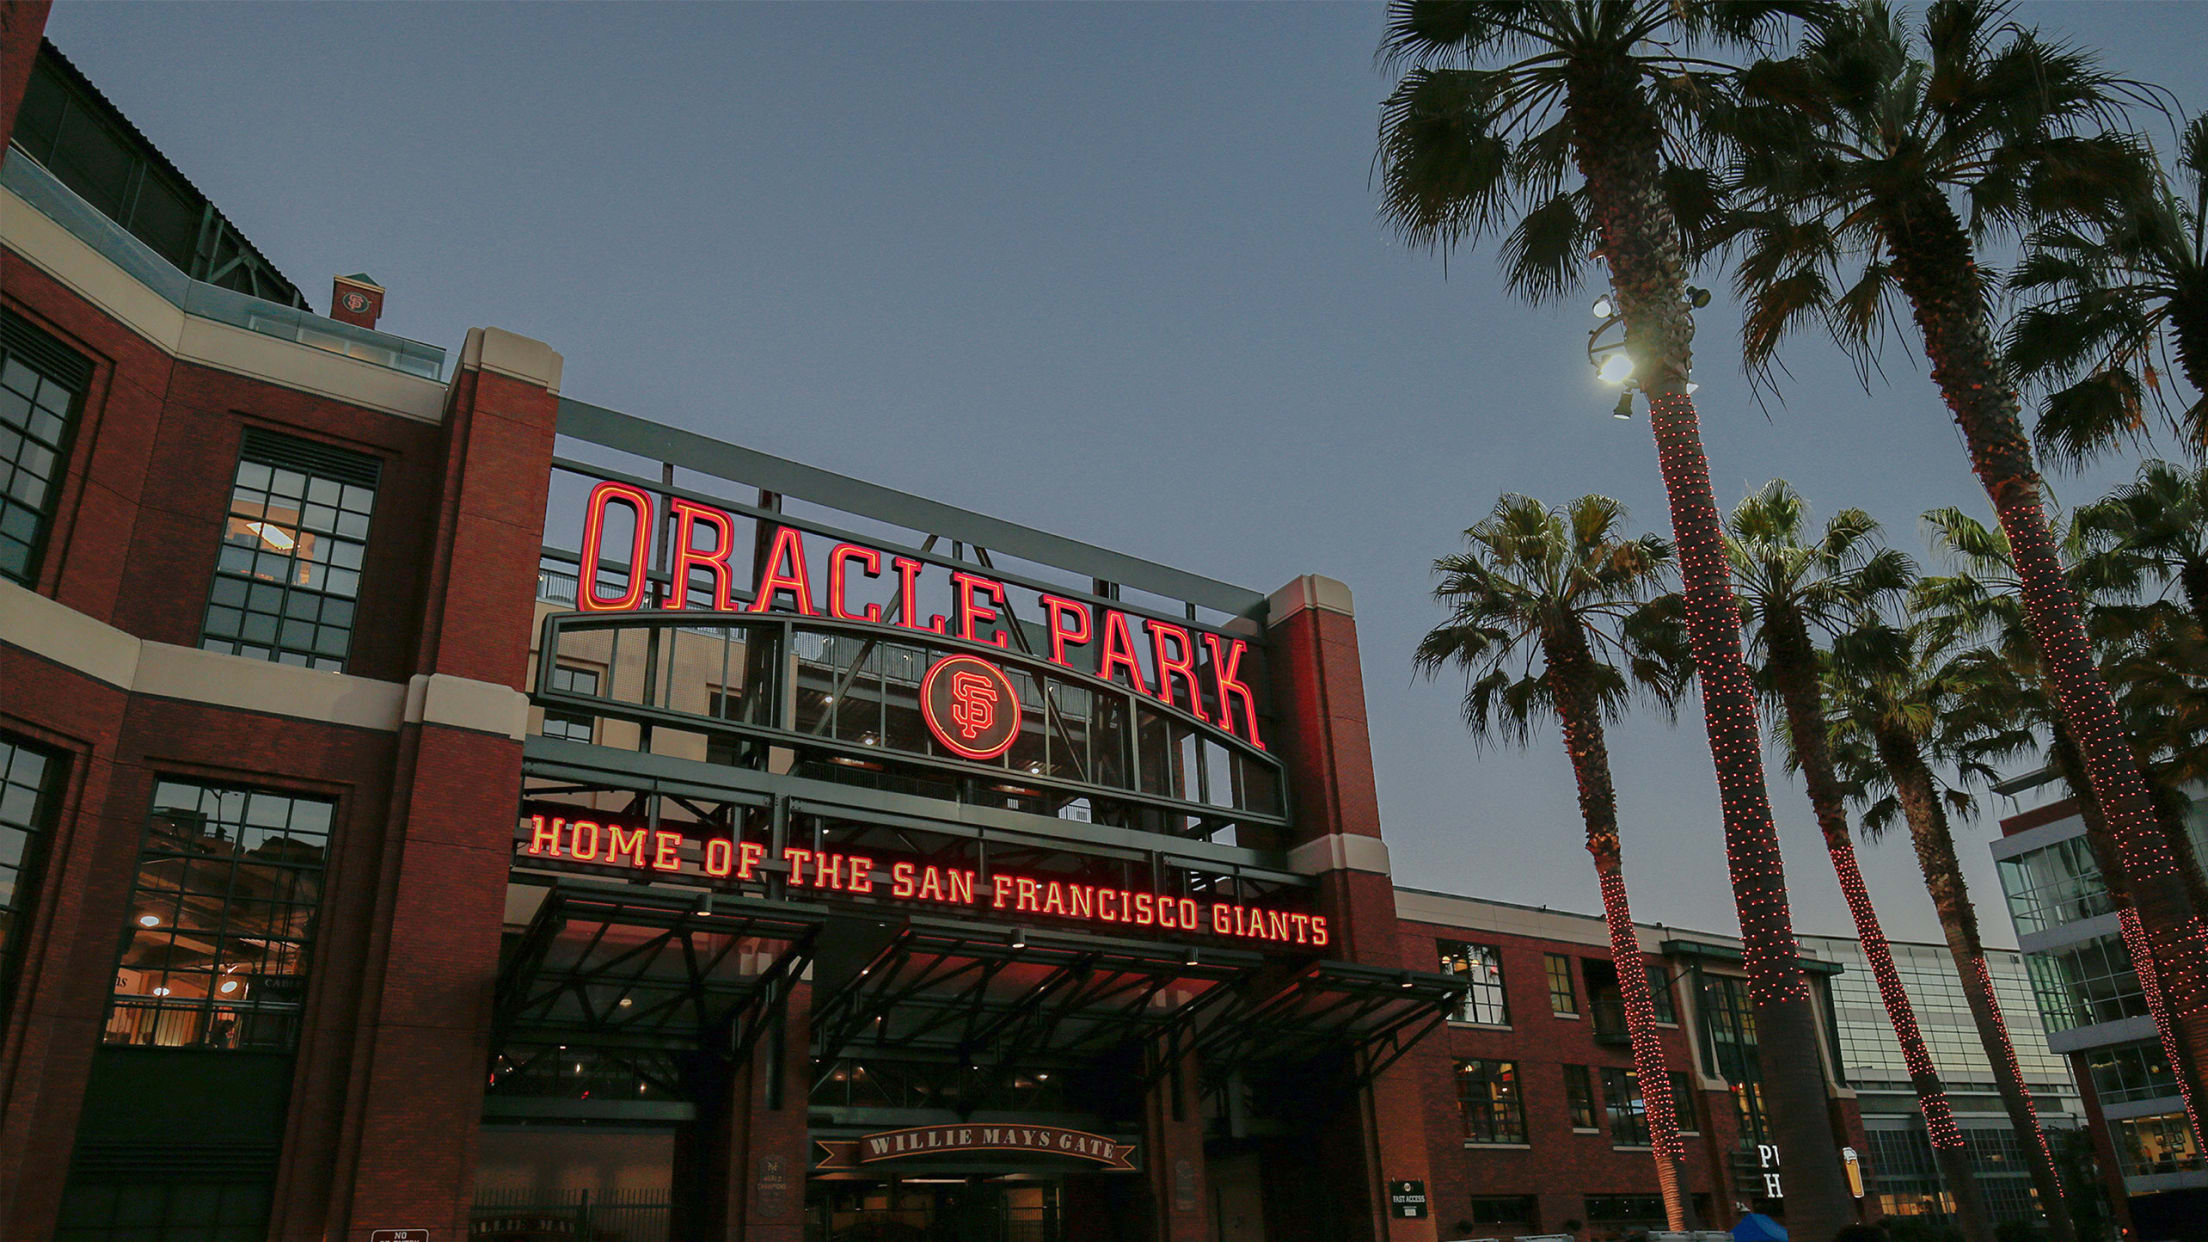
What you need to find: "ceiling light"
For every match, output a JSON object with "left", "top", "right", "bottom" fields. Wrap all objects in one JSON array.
[
  {"left": 246, "top": 521, "right": 297, "bottom": 552},
  {"left": 219, "top": 980, "right": 240, "bottom": 995},
  {"left": 138, "top": 914, "right": 161, "bottom": 927},
  {"left": 153, "top": 986, "right": 171, "bottom": 996},
  {"left": 619, "top": 997, "right": 633, "bottom": 1008},
  {"left": 1598, "top": 353, "right": 1635, "bottom": 384}
]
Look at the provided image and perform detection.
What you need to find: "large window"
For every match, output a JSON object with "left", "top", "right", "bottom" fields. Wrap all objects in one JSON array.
[
  {"left": 1468, "top": 1196, "right": 1538, "bottom": 1232},
  {"left": 1442, "top": 941, "right": 1509, "bottom": 1025},
  {"left": 1996, "top": 836, "right": 2113, "bottom": 935},
  {"left": 105, "top": 779, "right": 334, "bottom": 1051},
  {"left": 1546, "top": 953, "right": 1579, "bottom": 1015},
  {"left": 1671, "top": 1070, "right": 1700, "bottom": 1133},
  {"left": 2112, "top": 1112, "right": 2203, "bottom": 1177},
  {"left": 1564, "top": 1064, "right": 1598, "bottom": 1129},
  {"left": 1584, "top": 1195, "right": 1665, "bottom": 1237},
  {"left": 201, "top": 430, "right": 379, "bottom": 671},
  {"left": 2085, "top": 1041, "right": 2179, "bottom": 1106},
  {"left": 1600, "top": 1066, "right": 1650, "bottom": 1147},
  {"left": 0, "top": 734, "right": 63, "bottom": 1017},
  {"left": 1455, "top": 1059, "right": 1526, "bottom": 1144},
  {"left": 1, "top": 311, "right": 90, "bottom": 585},
  {"left": 1646, "top": 964, "right": 1677, "bottom": 1023},
  {"left": 1697, "top": 970, "right": 1769, "bottom": 1148},
  {"left": 2026, "top": 935, "right": 2146, "bottom": 1031}
]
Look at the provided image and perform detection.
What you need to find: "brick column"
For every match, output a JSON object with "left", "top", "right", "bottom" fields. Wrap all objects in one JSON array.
[
  {"left": 730, "top": 983, "right": 811, "bottom": 1241},
  {"left": 1144, "top": 1046, "right": 1210, "bottom": 1242},
  {"left": 327, "top": 329, "right": 559, "bottom": 1241},
  {"left": 1264, "top": 575, "right": 1436, "bottom": 1242}
]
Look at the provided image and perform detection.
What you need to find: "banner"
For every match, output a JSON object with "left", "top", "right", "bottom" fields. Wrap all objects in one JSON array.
[{"left": 815, "top": 1124, "right": 1138, "bottom": 1172}]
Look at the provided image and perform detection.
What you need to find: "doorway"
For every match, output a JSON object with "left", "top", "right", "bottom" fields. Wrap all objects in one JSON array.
[{"left": 807, "top": 1176, "right": 1063, "bottom": 1242}]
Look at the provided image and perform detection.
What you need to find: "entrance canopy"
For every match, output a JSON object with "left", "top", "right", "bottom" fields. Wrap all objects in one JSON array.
[
  {"left": 1187, "top": 960, "right": 1465, "bottom": 1084},
  {"left": 493, "top": 881, "right": 826, "bottom": 1068}
]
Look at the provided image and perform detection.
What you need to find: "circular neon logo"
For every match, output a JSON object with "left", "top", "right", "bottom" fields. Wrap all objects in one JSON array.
[{"left": 920, "top": 654, "right": 1023, "bottom": 761}]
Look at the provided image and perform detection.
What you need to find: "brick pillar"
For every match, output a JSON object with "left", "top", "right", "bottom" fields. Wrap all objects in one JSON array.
[
  {"left": 1144, "top": 1046, "right": 1209, "bottom": 1242},
  {"left": 0, "top": 1, "right": 52, "bottom": 147},
  {"left": 328, "top": 329, "right": 559, "bottom": 1241},
  {"left": 729, "top": 982, "right": 811, "bottom": 1241},
  {"left": 1264, "top": 575, "right": 1436, "bottom": 1242}
]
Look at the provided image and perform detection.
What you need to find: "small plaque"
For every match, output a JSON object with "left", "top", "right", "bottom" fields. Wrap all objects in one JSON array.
[{"left": 1388, "top": 1180, "right": 1429, "bottom": 1220}]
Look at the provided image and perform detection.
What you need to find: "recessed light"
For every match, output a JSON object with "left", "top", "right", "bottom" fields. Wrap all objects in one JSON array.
[{"left": 138, "top": 914, "right": 161, "bottom": 927}]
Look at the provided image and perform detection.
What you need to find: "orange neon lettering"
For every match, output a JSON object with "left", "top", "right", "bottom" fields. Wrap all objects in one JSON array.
[
  {"left": 737, "top": 840, "right": 765, "bottom": 880},
  {"left": 1132, "top": 893, "right": 1155, "bottom": 926},
  {"left": 782, "top": 847, "right": 813, "bottom": 886},
  {"left": 992, "top": 874, "right": 1014, "bottom": 909},
  {"left": 1095, "top": 609, "right": 1149, "bottom": 694},
  {"left": 1042, "top": 596, "right": 1092, "bottom": 669},
  {"left": 947, "top": 870, "right": 975, "bottom": 905},
  {"left": 526, "top": 815, "right": 561, "bottom": 856},
  {"left": 651, "top": 831, "right": 683, "bottom": 872},
  {"left": 570, "top": 820, "right": 601, "bottom": 860},
  {"left": 1211, "top": 903, "right": 1231, "bottom": 934},
  {"left": 1202, "top": 633, "right": 1265, "bottom": 750},
  {"left": 748, "top": 527, "right": 817, "bottom": 615},
  {"left": 950, "top": 571, "right": 1011, "bottom": 648},
  {"left": 1156, "top": 897, "right": 1177, "bottom": 929},
  {"left": 1041, "top": 882, "right": 1066, "bottom": 916},
  {"left": 669, "top": 498, "right": 739, "bottom": 610},
  {"left": 849, "top": 856, "right": 875, "bottom": 893},
  {"left": 1144, "top": 620, "right": 1210, "bottom": 722},
  {"left": 828, "top": 544, "right": 885, "bottom": 622},
  {"left": 892, "top": 861, "right": 917, "bottom": 898},
  {"left": 578, "top": 482, "right": 652, "bottom": 611},
  {"left": 1311, "top": 916, "right": 1330, "bottom": 948},
  {"left": 608, "top": 825, "right": 647, "bottom": 867},
  {"left": 1069, "top": 885, "right": 1093, "bottom": 921},
  {"left": 1015, "top": 877, "right": 1039, "bottom": 912},
  {"left": 1098, "top": 890, "right": 1118, "bottom": 922},
  {"left": 918, "top": 866, "right": 946, "bottom": 902},
  {"left": 703, "top": 838, "right": 734, "bottom": 877}
]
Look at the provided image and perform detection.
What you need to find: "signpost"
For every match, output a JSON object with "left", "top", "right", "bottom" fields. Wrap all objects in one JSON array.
[
  {"left": 1388, "top": 1180, "right": 1428, "bottom": 1220},
  {"left": 369, "top": 1232, "right": 428, "bottom": 1242}
]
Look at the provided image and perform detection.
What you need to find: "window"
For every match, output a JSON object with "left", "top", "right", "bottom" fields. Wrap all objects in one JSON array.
[
  {"left": 1441, "top": 941, "right": 1508, "bottom": 1025},
  {"left": 1468, "top": 1196, "right": 1538, "bottom": 1230},
  {"left": 1546, "top": 953, "right": 1578, "bottom": 1015},
  {"left": 1564, "top": 1064, "right": 1598, "bottom": 1129},
  {"left": 1584, "top": 1195, "right": 1665, "bottom": 1236},
  {"left": 1697, "top": 970, "right": 1769, "bottom": 1147},
  {"left": 0, "top": 734, "right": 63, "bottom": 1018},
  {"left": 1671, "top": 1070, "right": 1700, "bottom": 1133},
  {"left": 105, "top": 779, "right": 334, "bottom": 1051},
  {"left": 540, "top": 664, "right": 599, "bottom": 742},
  {"left": 2112, "top": 1112, "right": 2203, "bottom": 1177},
  {"left": 1600, "top": 1066, "right": 1650, "bottom": 1146},
  {"left": 1646, "top": 964, "right": 1677, "bottom": 1023},
  {"left": 200, "top": 429, "right": 379, "bottom": 671},
  {"left": 1, "top": 310, "right": 90, "bottom": 584},
  {"left": 2085, "top": 1041, "right": 2179, "bottom": 1106},
  {"left": 1996, "top": 835, "right": 2113, "bottom": 935},
  {"left": 2026, "top": 935, "right": 2146, "bottom": 1031},
  {"left": 1455, "top": 1059, "right": 1526, "bottom": 1144}
]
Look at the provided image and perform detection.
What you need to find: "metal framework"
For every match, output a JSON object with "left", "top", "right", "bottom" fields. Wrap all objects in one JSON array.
[
  {"left": 1185, "top": 961, "right": 1467, "bottom": 1086},
  {"left": 491, "top": 882, "right": 826, "bottom": 1074}
]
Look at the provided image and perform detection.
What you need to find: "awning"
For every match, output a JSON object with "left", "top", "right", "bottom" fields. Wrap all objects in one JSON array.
[
  {"left": 1186, "top": 960, "right": 1466, "bottom": 1084},
  {"left": 809, "top": 916, "right": 1263, "bottom": 1078},
  {"left": 492, "top": 881, "right": 826, "bottom": 1066}
]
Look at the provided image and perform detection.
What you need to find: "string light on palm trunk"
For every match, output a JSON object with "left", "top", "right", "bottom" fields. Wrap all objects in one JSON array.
[
  {"left": 1599, "top": 868, "right": 1686, "bottom": 1169},
  {"left": 1967, "top": 955, "right": 2063, "bottom": 1189},
  {"left": 2121, "top": 908, "right": 2207, "bottom": 1151},
  {"left": 1645, "top": 385, "right": 1811, "bottom": 1007},
  {"left": 1830, "top": 840, "right": 1963, "bottom": 1149}
]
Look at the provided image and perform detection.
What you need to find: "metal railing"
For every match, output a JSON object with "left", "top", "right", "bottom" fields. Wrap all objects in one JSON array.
[{"left": 472, "top": 1188, "right": 669, "bottom": 1242}]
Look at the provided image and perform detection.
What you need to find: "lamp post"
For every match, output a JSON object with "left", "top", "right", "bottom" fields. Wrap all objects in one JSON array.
[{"left": 1590, "top": 288, "right": 1708, "bottom": 418}]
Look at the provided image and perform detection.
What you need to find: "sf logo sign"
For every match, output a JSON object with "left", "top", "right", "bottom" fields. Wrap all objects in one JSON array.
[{"left": 922, "top": 654, "right": 1024, "bottom": 761}]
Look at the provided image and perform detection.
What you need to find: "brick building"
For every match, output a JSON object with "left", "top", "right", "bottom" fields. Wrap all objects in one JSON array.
[{"left": 1, "top": 12, "right": 1884, "bottom": 1241}]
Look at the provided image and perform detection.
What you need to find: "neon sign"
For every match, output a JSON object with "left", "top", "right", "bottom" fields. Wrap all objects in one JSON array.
[
  {"left": 520, "top": 814, "right": 1330, "bottom": 947},
  {"left": 576, "top": 482, "right": 1265, "bottom": 749},
  {"left": 921, "top": 654, "right": 1021, "bottom": 760}
]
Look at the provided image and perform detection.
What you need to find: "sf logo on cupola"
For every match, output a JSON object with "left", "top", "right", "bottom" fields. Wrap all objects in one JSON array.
[{"left": 921, "top": 654, "right": 1024, "bottom": 761}]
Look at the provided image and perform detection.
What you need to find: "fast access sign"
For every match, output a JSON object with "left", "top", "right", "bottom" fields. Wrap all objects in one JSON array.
[{"left": 1388, "top": 1180, "right": 1428, "bottom": 1219}]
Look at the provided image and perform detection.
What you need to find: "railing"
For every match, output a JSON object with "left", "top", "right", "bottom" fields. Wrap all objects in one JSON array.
[{"left": 2, "top": 146, "right": 446, "bottom": 380}]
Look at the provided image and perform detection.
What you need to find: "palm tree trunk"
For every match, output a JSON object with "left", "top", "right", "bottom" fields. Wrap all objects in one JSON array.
[
  {"left": 1549, "top": 631, "right": 1690, "bottom": 1230},
  {"left": 2048, "top": 728, "right": 2208, "bottom": 1154},
  {"left": 1564, "top": 70, "right": 1854, "bottom": 1242},
  {"left": 2170, "top": 287, "right": 2208, "bottom": 450},
  {"left": 1876, "top": 732, "right": 2074, "bottom": 1242},
  {"left": 1880, "top": 187, "right": 2208, "bottom": 1146},
  {"left": 1767, "top": 620, "right": 1994, "bottom": 1242}
]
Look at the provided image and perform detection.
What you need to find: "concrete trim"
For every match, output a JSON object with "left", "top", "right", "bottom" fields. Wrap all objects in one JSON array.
[
  {"left": 461, "top": 327, "right": 563, "bottom": 394},
  {"left": 1264, "top": 574, "right": 1353, "bottom": 626},
  {"left": 1988, "top": 813, "right": 2087, "bottom": 861},
  {"left": 2122, "top": 1169, "right": 2208, "bottom": 1194},
  {"left": 406, "top": 673, "right": 530, "bottom": 740},
  {"left": 2100, "top": 1093, "right": 2189, "bottom": 1122},
  {"left": 1, "top": 185, "right": 446, "bottom": 424},
  {"left": 1, "top": 579, "right": 437, "bottom": 733},
  {"left": 1391, "top": 886, "right": 1742, "bottom": 956},
  {"left": 1286, "top": 832, "right": 1391, "bottom": 877},
  {"left": 2017, "top": 912, "right": 2122, "bottom": 955},
  {"left": 2046, "top": 1013, "right": 2157, "bottom": 1055}
]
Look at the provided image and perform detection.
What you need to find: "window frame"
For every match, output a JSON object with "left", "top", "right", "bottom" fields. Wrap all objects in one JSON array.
[
  {"left": 1441, "top": 940, "right": 1510, "bottom": 1027},
  {"left": 1454, "top": 1058, "right": 1528, "bottom": 1146},
  {"left": 0, "top": 310, "right": 92, "bottom": 587},
  {"left": 1545, "top": 952, "right": 1579, "bottom": 1016},
  {"left": 1600, "top": 1065, "right": 1652, "bottom": 1148},
  {"left": 1563, "top": 1063, "right": 1599, "bottom": 1131},
  {"left": 0, "top": 732, "right": 65, "bottom": 1024},
  {"left": 540, "top": 663, "right": 601, "bottom": 743},
  {"left": 198, "top": 429, "right": 381, "bottom": 673}
]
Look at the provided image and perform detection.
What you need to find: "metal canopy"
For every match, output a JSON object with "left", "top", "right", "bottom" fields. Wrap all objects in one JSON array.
[
  {"left": 1187, "top": 961, "right": 1466, "bottom": 1086},
  {"left": 809, "top": 917, "right": 1263, "bottom": 1081},
  {"left": 492, "top": 882, "right": 826, "bottom": 1068}
]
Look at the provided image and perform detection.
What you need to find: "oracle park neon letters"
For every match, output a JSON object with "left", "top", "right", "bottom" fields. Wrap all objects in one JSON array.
[
  {"left": 520, "top": 814, "right": 1331, "bottom": 947},
  {"left": 576, "top": 481, "right": 1265, "bottom": 749}
]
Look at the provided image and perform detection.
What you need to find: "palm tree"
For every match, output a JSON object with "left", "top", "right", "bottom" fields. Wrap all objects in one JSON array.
[
  {"left": 1824, "top": 620, "right": 2073, "bottom": 1241},
  {"left": 1919, "top": 507, "right": 2208, "bottom": 1146},
  {"left": 2081, "top": 459, "right": 2208, "bottom": 632},
  {"left": 1720, "top": 0, "right": 2208, "bottom": 1114},
  {"left": 2009, "top": 116, "right": 2208, "bottom": 467},
  {"left": 1724, "top": 481, "right": 1995, "bottom": 1242},
  {"left": 1377, "top": 7, "right": 1855, "bottom": 1229},
  {"left": 1416, "top": 493, "right": 1696, "bottom": 1229}
]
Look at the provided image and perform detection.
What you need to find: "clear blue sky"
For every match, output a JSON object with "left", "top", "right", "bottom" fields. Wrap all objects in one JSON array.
[{"left": 45, "top": 1, "right": 2207, "bottom": 948}]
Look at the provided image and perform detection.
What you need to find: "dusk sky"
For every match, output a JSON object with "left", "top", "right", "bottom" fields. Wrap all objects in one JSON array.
[{"left": 45, "top": 1, "right": 2208, "bottom": 949}]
